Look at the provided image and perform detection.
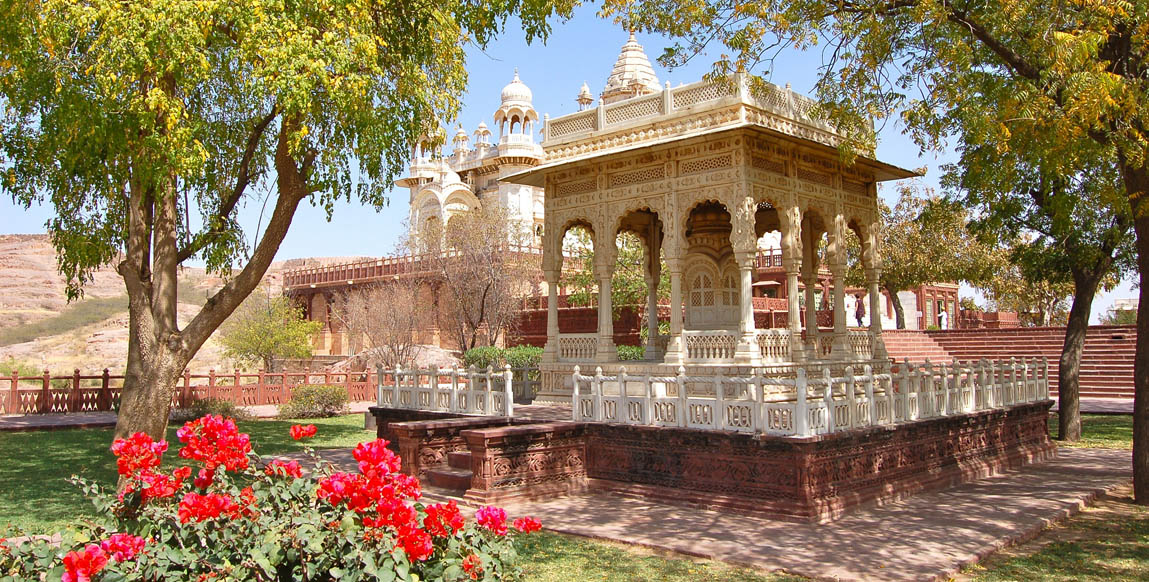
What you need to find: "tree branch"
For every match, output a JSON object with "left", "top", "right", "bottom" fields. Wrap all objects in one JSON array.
[{"left": 177, "top": 107, "right": 279, "bottom": 262}]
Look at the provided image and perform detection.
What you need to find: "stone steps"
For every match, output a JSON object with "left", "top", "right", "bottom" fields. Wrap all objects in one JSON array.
[{"left": 424, "top": 450, "right": 474, "bottom": 493}]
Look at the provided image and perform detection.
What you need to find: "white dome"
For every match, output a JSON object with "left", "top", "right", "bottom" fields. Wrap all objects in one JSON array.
[{"left": 500, "top": 70, "right": 533, "bottom": 106}]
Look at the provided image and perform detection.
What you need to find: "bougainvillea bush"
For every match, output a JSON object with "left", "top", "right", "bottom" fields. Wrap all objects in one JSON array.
[{"left": 0, "top": 415, "right": 540, "bottom": 581}]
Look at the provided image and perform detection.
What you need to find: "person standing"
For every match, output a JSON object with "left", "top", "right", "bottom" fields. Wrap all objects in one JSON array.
[
  {"left": 855, "top": 293, "right": 866, "bottom": 327},
  {"left": 938, "top": 308, "right": 948, "bottom": 330}
]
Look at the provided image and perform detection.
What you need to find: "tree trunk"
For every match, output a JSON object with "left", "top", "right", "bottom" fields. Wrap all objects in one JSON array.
[
  {"left": 885, "top": 285, "right": 906, "bottom": 329},
  {"left": 1057, "top": 268, "right": 1103, "bottom": 442},
  {"left": 1121, "top": 162, "right": 1149, "bottom": 504}
]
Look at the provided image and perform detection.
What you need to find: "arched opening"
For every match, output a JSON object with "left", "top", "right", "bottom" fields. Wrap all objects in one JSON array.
[
  {"left": 683, "top": 201, "right": 738, "bottom": 331},
  {"left": 615, "top": 209, "right": 666, "bottom": 358}
]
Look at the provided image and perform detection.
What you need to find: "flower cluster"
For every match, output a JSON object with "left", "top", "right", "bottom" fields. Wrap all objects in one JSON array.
[
  {"left": 110, "top": 432, "right": 191, "bottom": 504},
  {"left": 63, "top": 545, "right": 108, "bottom": 582},
  {"left": 289, "top": 424, "right": 317, "bottom": 440},
  {"left": 476, "top": 506, "right": 508, "bottom": 536},
  {"left": 513, "top": 516, "right": 542, "bottom": 534},
  {"left": 264, "top": 459, "right": 303, "bottom": 478},
  {"left": 99, "top": 533, "right": 147, "bottom": 563},
  {"left": 110, "top": 433, "right": 167, "bottom": 477},
  {"left": 12, "top": 416, "right": 546, "bottom": 582},
  {"left": 63, "top": 533, "right": 147, "bottom": 582},
  {"left": 176, "top": 415, "right": 252, "bottom": 471}
]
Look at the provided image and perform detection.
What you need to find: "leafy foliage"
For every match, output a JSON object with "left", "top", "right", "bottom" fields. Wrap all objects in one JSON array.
[
  {"left": 0, "top": 0, "right": 575, "bottom": 440},
  {"left": 562, "top": 229, "right": 669, "bottom": 317},
  {"left": 846, "top": 183, "right": 996, "bottom": 328},
  {"left": 171, "top": 398, "right": 252, "bottom": 423},
  {"left": 1102, "top": 309, "right": 1138, "bottom": 326},
  {"left": 616, "top": 345, "right": 645, "bottom": 361},
  {"left": 219, "top": 289, "right": 322, "bottom": 372},
  {"left": 277, "top": 385, "right": 350, "bottom": 419},
  {"left": 461, "top": 346, "right": 543, "bottom": 370}
]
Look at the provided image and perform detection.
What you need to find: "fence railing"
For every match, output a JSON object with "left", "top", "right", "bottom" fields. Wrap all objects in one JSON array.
[
  {"left": 375, "top": 365, "right": 515, "bottom": 417},
  {"left": 571, "top": 357, "right": 1050, "bottom": 437},
  {"left": 1, "top": 368, "right": 386, "bottom": 416}
]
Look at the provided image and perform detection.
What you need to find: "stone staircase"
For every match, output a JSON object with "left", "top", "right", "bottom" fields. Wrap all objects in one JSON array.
[
  {"left": 924, "top": 326, "right": 1135, "bottom": 399},
  {"left": 882, "top": 329, "right": 952, "bottom": 362},
  {"left": 425, "top": 451, "right": 474, "bottom": 494}
]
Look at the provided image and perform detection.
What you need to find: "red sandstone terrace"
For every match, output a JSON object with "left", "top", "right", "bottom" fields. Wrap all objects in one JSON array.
[{"left": 371, "top": 400, "right": 1055, "bottom": 524}]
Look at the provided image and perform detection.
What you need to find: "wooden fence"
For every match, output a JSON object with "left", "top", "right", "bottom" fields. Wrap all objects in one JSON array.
[
  {"left": 2, "top": 366, "right": 543, "bottom": 416},
  {"left": 1, "top": 369, "right": 382, "bottom": 416}
]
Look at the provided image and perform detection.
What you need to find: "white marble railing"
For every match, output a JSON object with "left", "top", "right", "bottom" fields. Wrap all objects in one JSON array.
[
  {"left": 571, "top": 357, "right": 1050, "bottom": 436},
  {"left": 755, "top": 329, "right": 791, "bottom": 362},
  {"left": 683, "top": 330, "right": 738, "bottom": 361},
  {"left": 558, "top": 333, "right": 598, "bottom": 362},
  {"left": 376, "top": 365, "right": 513, "bottom": 417},
  {"left": 545, "top": 74, "right": 839, "bottom": 146},
  {"left": 849, "top": 330, "right": 873, "bottom": 359}
]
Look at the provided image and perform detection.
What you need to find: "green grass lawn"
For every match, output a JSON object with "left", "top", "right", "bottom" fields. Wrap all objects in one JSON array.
[
  {"left": 1048, "top": 413, "right": 1133, "bottom": 449},
  {"left": 0, "top": 410, "right": 1141, "bottom": 582},
  {"left": 0, "top": 414, "right": 373, "bottom": 534},
  {"left": 962, "top": 486, "right": 1149, "bottom": 581},
  {"left": 517, "top": 532, "right": 801, "bottom": 582}
]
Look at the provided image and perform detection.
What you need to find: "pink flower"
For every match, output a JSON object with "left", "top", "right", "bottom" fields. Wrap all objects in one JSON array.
[
  {"left": 352, "top": 439, "right": 401, "bottom": 478},
  {"left": 62, "top": 544, "right": 108, "bottom": 582},
  {"left": 265, "top": 459, "right": 303, "bottom": 478},
  {"left": 99, "top": 533, "right": 147, "bottom": 562},
  {"left": 513, "top": 516, "right": 542, "bottom": 533},
  {"left": 475, "top": 505, "right": 507, "bottom": 536}
]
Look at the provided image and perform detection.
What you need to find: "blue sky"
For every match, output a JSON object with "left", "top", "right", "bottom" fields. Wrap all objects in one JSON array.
[{"left": 0, "top": 5, "right": 1134, "bottom": 321}]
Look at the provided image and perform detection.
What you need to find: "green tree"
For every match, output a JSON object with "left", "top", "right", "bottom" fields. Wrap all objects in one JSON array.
[
  {"left": 605, "top": 0, "right": 1149, "bottom": 503},
  {"left": 846, "top": 184, "right": 995, "bottom": 329},
  {"left": 218, "top": 289, "right": 321, "bottom": 372},
  {"left": 0, "top": 0, "right": 572, "bottom": 441},
  {"left": 563, "top": 229, "right": 670, "bottom": 318},
  {"left": 1103, "top": 309, "right": 1138, "bottom": 326},
  {"left": 951, "top": 144, "right": 1134, "bottom": 441}
]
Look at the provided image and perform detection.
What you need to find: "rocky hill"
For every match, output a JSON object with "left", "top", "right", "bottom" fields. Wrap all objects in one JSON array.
[{"left": 0, "top": 234, "right": 366, "bottom": 374}]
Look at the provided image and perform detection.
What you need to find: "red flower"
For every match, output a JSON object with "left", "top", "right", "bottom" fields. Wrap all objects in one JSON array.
[
  {"left": 265, "top": 459, "right": 303, "bottom": 478},
  {"left": 395, "top": 522, "right": 433, "bottom": 562},
  {"left": 423, "top": 500, "right": 465, "bottom": 537},
  {"left": 62, "top": 544, "right": 108, "bottom": 582},
  {"left": 99, "top": 533, "right": 147, "bottom": 563},
  {"left": 194, "top": 468, "right": 215, "bottom": 490},
  {"left": 177, "top": 492, "right": 238, "bottom": 523},
  {"left": 120, "top": 466, "right": 190, "bottom": 503},
  {"left": 475, "top": 506, "right": 507, "bottom": 536},
  {"left": 290, "top": 424, "right": 318, "bottom": 440},
  {"left": 462, "top": 553, "right": 483, "bottom": 580},
  {"left": 177, "top": 415, "right": 252, "bottom": 472},
  {"left": 110, "top": 432, "right": 168, "bottom": 477},
  {"left": 513, "top": 516, "right": 542, "bottom": 534},
  {"left": 352, "top": 439, "right": 401, "bottom": 478}
]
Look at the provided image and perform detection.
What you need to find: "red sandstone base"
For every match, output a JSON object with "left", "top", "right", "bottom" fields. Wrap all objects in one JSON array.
[{"left": 370, "top": 401, "right": 1055, "bottom": 523}]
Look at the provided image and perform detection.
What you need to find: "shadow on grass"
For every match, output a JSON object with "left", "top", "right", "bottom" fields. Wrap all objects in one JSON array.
[
  {"left": 1048, "top": 414, "right": 1133, "bottom": 449},
  {"left": 516, "top": 532, "right": 804, "bottom": 582}
]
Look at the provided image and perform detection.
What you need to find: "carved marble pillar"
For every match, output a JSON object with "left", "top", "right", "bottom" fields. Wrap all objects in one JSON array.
[
  {"left": 829, "top": 215, "right": 849, "bottom": 359},
  {"left": 731, "top": 197, "right": 760, "bottom": 365},
  {"left": 542, "top": 269, "right": 560, "bottom": 363},
  {"left": 594, "top": 230, "right": 618, "bottom": 363},
  {"left": 780, "top": 204, "right": 804, "bottom": 362},
  {"left": 643, "top": 243, "right": 662, "bottom": 361},
  {"left": 863, "top": 219, "right": 888, "bottom": 361},
  {"left": 664, "top": 258, "right": 685, "bottom": 365},
  {"left": 800, "top": 221, "right": 819, "bottom": 356}
]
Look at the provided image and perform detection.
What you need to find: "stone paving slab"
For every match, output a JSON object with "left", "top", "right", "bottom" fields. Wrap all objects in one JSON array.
[{"left": 501, "top": 448, "right": 1132, "bottom": 582}]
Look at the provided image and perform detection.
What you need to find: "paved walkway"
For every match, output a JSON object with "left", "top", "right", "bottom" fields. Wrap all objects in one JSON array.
[{"left": 502, "top": 447, "right": 1131, "bottom": 582}]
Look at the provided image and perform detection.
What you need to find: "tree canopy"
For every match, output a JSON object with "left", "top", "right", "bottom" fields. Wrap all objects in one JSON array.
[
  {"left": 0, "top": 0, "right": 573, "bottom": 440},
  {"left": 218, "top": 289, "right": 321, "bottom": 372}
]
